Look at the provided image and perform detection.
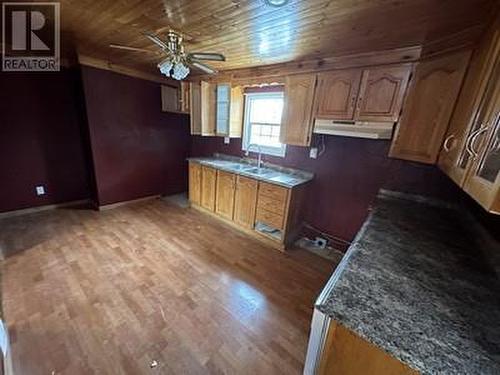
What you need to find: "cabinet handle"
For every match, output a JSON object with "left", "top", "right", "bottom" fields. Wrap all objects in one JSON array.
[
  {"left": 350, "top": 95, "right": 357, "bottom": 110},
  {"left": 466, "top": 128, "right": 480, "bottom": 157},
  {"left": 469, "top": 125, "right": 489, "bottom": 159},
  {"left": 357, "top": 97, "right": 363, "bottom": 111},
  {"left": 442, "top": 134, "right": 455, "bottom": 152}
]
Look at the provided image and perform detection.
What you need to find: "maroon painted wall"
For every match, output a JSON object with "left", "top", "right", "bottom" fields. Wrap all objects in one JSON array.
[
  {"left": 0, "top": 69, "right": 91, "bottom": 212},
  {"left": 81, "top": 66, "right": 191, "bottom": 206},
  {"left": 190, "top": 134, "right": 469, "bottom": 241}
]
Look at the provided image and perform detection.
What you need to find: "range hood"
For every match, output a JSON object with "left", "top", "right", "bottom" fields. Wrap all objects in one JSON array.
[{"left": 313, "top": 119, "right": 395, "bottom": 140}]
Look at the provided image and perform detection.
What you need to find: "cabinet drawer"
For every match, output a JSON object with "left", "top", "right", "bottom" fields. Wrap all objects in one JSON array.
[
  {"left": 259, "top": 182, "right": 288, "bottom": 202},
  {"left": 256, "top": 207, "right": 284, "bottom": 230},
  {"left": 257, "top": 194, "right": 286, "bottom": 215}
]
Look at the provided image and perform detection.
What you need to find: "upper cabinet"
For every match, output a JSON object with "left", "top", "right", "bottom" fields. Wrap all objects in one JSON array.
[
  {"left": 216, "top": 84, "right": 231, "bottom": 136},
  {"left": 190, "top": 81, "right": 243, "bottom": 138},
  {"left": 180, "top": 82, "right": 190, "bottom": 113},
  {"left": 313, "top": 64, "right": 410, "bottom": 123},
  {"left": 161, "top": 83, "right": 191, "bottom": 114},
  {"left": 281, "top": 74, "right": 317, "bottom": 146},
  {"left": 438, "top": 21, "right": 500, "bottom": 187},
  {"left": 190, "top": 82, "right": 202, "bottom": 135},
  {"left": 462, "top": 62, "right": 500, "bottom": 213},
  {"left": 216, "top": 84, "right": 244, "bottom": 138},
  {"left": 285, "top": 64, "right": 410, "bottom": 145},
  {"left": 389, "top": 50, "right": 471, "bottom": 164},
  {"left": 315, "top": 69, "right": 362, "bottom": 120},
  {"left": 435, "top": 16, "right": 500, "bottom": 214},
  {"left": 201, "top": 81, "right": 217, "bottom": 136},
  {"left": 355, "top": 65, "right": 411, "bottom": 122}
]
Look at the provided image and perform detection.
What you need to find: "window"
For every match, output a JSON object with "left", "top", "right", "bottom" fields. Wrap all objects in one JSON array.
[{"left": 242, "top": 92, "right": 286, "bottom": 157}]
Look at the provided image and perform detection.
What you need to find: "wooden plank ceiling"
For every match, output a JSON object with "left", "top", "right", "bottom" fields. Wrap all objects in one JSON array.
[{"left": 57, "top": 0, "right": 495, "bottom": 75}]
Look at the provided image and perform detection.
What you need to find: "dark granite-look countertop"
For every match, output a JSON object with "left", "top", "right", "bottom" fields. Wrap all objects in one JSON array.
[{"left": 316, "top": 192, "right": 500, "bottom": 374}]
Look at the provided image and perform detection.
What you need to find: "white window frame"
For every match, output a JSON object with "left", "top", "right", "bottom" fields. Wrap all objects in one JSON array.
[{"left": 242, "top": 92, "right": 286, "bottom": 157}]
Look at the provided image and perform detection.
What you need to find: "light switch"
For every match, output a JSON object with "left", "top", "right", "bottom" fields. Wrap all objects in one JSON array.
[{"left": 309, "top": 147, "right": 318, "bottom": 159}]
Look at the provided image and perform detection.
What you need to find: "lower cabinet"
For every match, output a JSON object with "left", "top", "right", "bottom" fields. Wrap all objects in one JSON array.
[
  {"left": 318, "top": 321, "right": 418, "bottom": 375},
  {"left": 188, "top": 163, "right": 201, "bottom": 205},
  {"left": 188, "top": 162, "right": 308, "bottom": 249},
  {"left": 215, "top": 170, "right": 236, "bottom": 220},
  {"left": 233, "top": 176, "right": 258, "bottom": 229},
  {"left": 255, "top": 182, "right": 288, "bottom": 231},
  {"left": 200, "top": 166, "right": 217, "bottom": 211}
]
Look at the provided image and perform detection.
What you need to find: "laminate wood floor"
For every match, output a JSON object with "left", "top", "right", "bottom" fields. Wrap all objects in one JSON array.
[{"left": 0, "top": 199, "right": 335, "bottom": 375}]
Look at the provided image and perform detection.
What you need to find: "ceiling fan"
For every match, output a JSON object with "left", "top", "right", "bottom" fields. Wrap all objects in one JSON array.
[{"left": 109, "top": 30, "right": 225, "bottom": 80}]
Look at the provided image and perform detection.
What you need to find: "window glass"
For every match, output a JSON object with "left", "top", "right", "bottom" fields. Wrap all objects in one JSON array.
[{"left": 242, "top": 92, "right": 286, "bottom": 157}]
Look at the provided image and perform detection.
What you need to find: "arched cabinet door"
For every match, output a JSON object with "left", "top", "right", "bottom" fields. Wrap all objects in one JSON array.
[
  {"left": 355, "top": 64, "right": 411, "bottom": 122},
  {"left": 314, "top": 69, "right": 362, "bottom": 120},
  {"left": 389, "top": 51, "right": 471, "bottom": 164},
  {"left": 280, "top": 74, "right": 317, "bottom": 146}
]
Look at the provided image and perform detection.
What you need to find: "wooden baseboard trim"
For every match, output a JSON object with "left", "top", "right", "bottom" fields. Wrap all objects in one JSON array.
[
  {"left": 0, "top": 199, "right": 91, "bottom": 220},
  {"left": 98, "top": 195, "right": 160, "bottom": 211}
]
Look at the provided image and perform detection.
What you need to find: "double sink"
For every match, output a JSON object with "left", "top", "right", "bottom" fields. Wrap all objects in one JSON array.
[{"left": 199, "top": 159, "right": 308, "bottom": 187}]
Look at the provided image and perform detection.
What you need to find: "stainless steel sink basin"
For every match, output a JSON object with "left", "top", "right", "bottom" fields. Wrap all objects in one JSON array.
[
  {"left": 227, "top": 163, "right": 249, "bottom": 170},
  {"left": 246, "top": 167, "right": 277, "bottom": 176}
]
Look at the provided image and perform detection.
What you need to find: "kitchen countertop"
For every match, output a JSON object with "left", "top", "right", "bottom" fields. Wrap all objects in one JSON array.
[
  {"left": 187, "top": 154, "right": 314, "bottom": 188},
  {"left": 316, "top": 191, "right": 500, "bottom": 374}
]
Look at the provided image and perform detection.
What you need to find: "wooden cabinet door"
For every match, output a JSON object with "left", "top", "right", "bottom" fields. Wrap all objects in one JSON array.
[
  {"left": 201, "top": 81, "right": 216, "bottom": 136},
  {"left": 462, "top": 58, "right": 500, "bottom": 213},
  {"left": 229, "top": 85, "right": 244, "bottom": 138},
  {"left": 314, "top": 69, "right": 362, "bottom": 120},
  {"left": 190, "top": 82, "right": 201, "bottom": 135},
  {"left": 215, "top": 170, "right": 236, "bottom": 220},
  {"left": 201, "top": 166, "right": 217, "bottom": 211},
  {"left": 356, "top": 65, "right": 411, "bottom": 122},
  {"left": 216, "top": 83, "right": 231, "bottom": 136},
  {"left": 319, "top": 321, "right": 418, "bottom": 375},
  {"left": 180, "top": 81, "right": 190, "bottom": 113},
  {"left": 188, "top": 163, "right": 201, "bottom": 205},
  {"left": 281, "top": 74, "right": 317, "bottom": 146},
  {"left": 161, "top": 85, "right": 180, "bottom": 112},
  {"left": 234, "top": 176, "right": 258, "bottom": 228},
  {"left": 389, "top": 50, "right": 471, "bottom": 164},
  {"left": 438, "top": 21, "right": 500, "bottom": 186}
]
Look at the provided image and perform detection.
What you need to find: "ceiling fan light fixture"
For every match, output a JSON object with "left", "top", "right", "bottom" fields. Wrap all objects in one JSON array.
[
  {"left": 158, "top": 59, "right": 173, "bottom": 77},
  {"left": 171, "top": 61, "right": 190, "bottom": 80},
  {"left": 264, "top": 0, "right": 289, "bottom": 7}
]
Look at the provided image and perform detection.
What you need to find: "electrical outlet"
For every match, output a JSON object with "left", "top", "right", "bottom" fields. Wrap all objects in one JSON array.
[
  {"left": 224, "top": 137, "right": 230, "bottom": 144},
  {"left": 314, "top": 237, "right": 327, "bottom": 249},
  {"left": 35, "top": 185, "right": 46, "bottom": 196},
  {"left": 309, "top": 147, "right": 318, "bottom": 159}
]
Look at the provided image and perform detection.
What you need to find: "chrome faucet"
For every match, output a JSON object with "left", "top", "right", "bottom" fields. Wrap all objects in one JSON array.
[{"left": 245, "top": 143, "right": 263, "bottom": 169}]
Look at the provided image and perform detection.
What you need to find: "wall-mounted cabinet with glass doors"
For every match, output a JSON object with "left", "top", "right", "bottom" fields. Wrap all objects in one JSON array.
[
  {"left": 438, "top": 20, "right": 500, "bottom": 214},
  {"left": 189, "top": 81, "right": 244, "bottom": 137}
]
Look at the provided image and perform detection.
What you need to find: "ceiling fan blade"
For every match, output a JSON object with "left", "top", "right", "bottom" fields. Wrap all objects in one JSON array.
[
  {"left": 188, "top": 52, "right": 225, "bottom": 61},
  {"left": 190, "top": 60, "right": 217, "bottom": 74},
  {"left": 109, "top": 44, "right": 158, "bottom": 54},
  {"left": 144, "top": 33, "right": 169, "bottom": 51}
]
